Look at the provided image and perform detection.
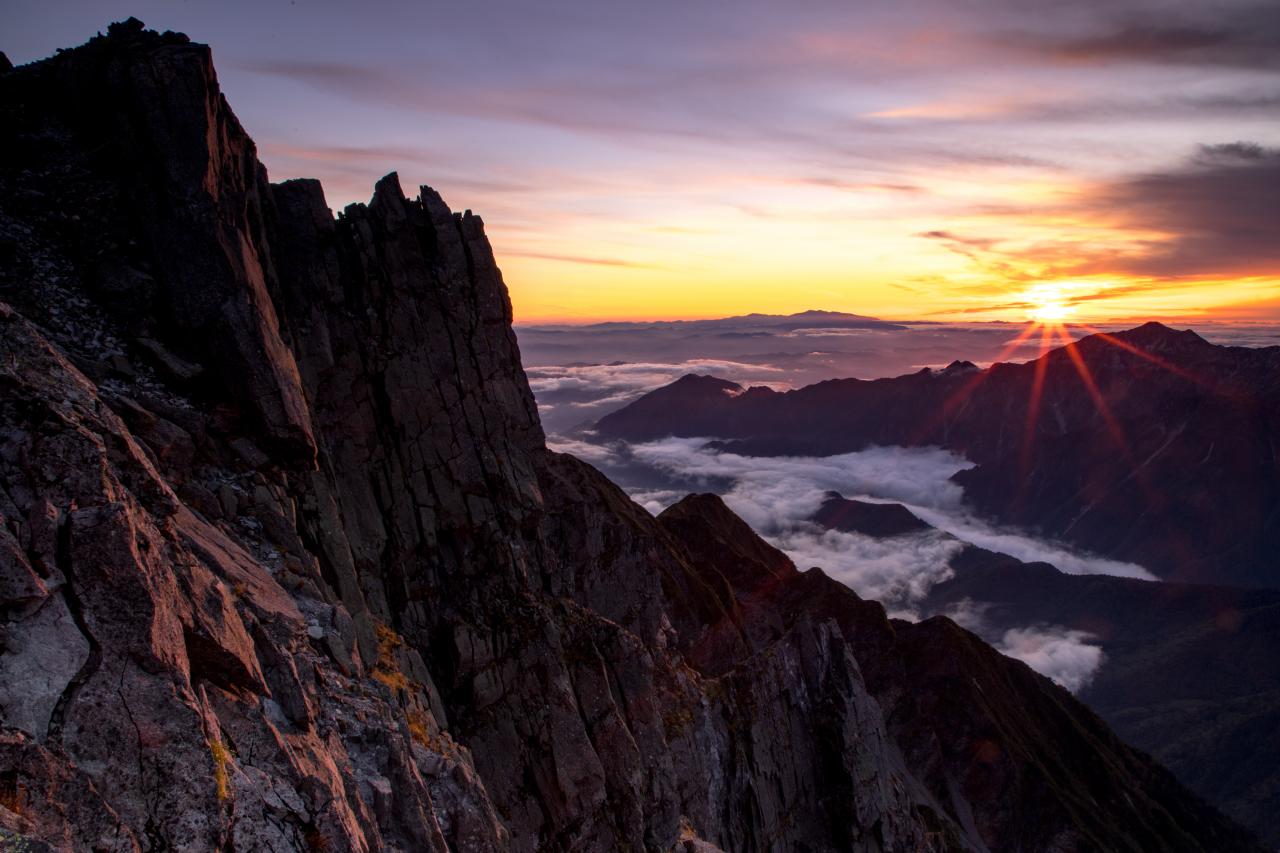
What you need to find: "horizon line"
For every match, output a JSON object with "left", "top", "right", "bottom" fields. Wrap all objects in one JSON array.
[{"left": 513, "top": 310, "right": 1278, "bottom": 328}]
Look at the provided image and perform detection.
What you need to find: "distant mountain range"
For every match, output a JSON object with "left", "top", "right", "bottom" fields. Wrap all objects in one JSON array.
[
  {"left": 523, "top": 308, "right": 908, "bottom": 333},
  {"left": 596, "top": 322, "right": 1280, "bottom": 589}
]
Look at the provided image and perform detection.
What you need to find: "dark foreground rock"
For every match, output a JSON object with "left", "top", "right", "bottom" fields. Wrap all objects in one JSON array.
[
  {"left": 799, "top": 500, "right": 1280, "bottom": 845},
  {"left": 0, "top": 20, "right": 1262, "bottom": 852}
]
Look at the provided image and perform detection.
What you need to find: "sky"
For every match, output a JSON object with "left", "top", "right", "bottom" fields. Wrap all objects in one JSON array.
[{"left": 7, "top": 0, "right": 1280, "bottom": 322}]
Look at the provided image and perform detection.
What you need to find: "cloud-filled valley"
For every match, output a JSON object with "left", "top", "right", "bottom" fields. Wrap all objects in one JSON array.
[
  {"left": 550, "top": 434, "right": 1132, "bottom": 688},
  {"left": 529, "top": 316, "right": 1279, "bottom": 692}
]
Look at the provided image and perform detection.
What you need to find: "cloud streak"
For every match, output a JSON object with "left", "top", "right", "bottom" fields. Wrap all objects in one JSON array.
[
  {"left": 942, "top": 600, "right": 1106, "bottom": 691},
  {"left": 574, "top": 438, "right": 1153, "bottom": 619},
  {"left": 503, "top": 250, "right": 660, "bottom": 269},
  {"left": 998, "top": 626, "right": 1106, "bottom": 692},
  {"left": 1074, "top": 143, "right": 1280, "bottom": 279},
  {"left": 905, "top": 505, "right": 1154, "bottom": 579},
  {"left": 1000, "top": 3, "right": 1280, "bottom": 70},
  {"left": 913, "top": 143, "right": 1280, "bottom": 314}
]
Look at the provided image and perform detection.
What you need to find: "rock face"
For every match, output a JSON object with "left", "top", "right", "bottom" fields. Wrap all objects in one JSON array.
[
  {"left": 798, "top": 501, "right": 1280, "bottom": 845},
  {"left": 597, "top": 326, "right": 1280, "bottom": 589},
  {"left": 922, "top": 547, "right": 1280, "bottom": 847},
  {"left": 0, "top": 20, "right": 1263, "bottom": 852}
]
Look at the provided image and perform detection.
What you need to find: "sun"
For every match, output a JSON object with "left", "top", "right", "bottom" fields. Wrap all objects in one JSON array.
[
  {"left": 1024, "top": 283, "right": 1076, "bottom": 324},
  {"left": 1030, "top": 300, "right": 1071, "bottom": 322}
]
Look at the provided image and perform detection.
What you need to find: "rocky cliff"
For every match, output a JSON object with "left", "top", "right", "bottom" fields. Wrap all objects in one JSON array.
[{"left": 0, "top": 20, "right": 1261, "bottom": 852}]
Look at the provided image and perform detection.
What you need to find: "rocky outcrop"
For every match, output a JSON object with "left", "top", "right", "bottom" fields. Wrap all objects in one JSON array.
[
  {"left": 0, "top": 20, "right": 1262, "bottom": 852},
  {"left": 812, "top": 493, "right": 932, "bottom": 538}
]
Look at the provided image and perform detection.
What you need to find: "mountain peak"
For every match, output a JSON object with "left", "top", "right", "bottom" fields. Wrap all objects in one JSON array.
[
  {"left": 671, "top": 372, "right": 744, "bottom": 393},
  {"left": 676, "top": 372, "right": 730, "bottom": 383},
  {"left": 594, "top": 373, "right": 745, "bottom": 439},
  {"left": 1107, "top": 321, "right": 1208, "bottom": 349},
  {"left": 107, "top": 16, "right": 147, "bottom": 37},
  {"left": 791, "top": 309, "right": 864, "bottom": 319},
  {"left": 812, "top": 495, "right": 933, "bottom": 538},
  {"left": 941, "top": 359, "right": 980, "bottom": 375},
  {"left": 659, "top": 493, "right": 798, "bottom": 592}
]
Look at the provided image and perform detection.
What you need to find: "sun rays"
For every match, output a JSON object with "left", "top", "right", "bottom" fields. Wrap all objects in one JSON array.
[
  {"left": 909, "top": 320, "right": 1044, "bottom": 443},
  {"left": 1051, "top": 322, "right": 1131, "bottom": 456},
  {"left": 917, "top": 305, "right": 1216, "bottom": 514},
  {"left": 1018, "top": 322, "right": 1055, "bottom": 483}
]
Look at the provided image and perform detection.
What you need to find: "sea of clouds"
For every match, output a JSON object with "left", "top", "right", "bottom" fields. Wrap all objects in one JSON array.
[
  {"left": 528, "top": 318, "right": 1279, "bottom": 691},
  {"left": 549, "top": 435, "right": 1139, "bottom": 690}
]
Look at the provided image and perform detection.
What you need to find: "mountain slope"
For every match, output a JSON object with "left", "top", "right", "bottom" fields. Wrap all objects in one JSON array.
[
  {"left": 596, "top": 325, "right": 1280, "bottom": 588},
  {"left": 800, "top": 500, "right": 1280, "bottom": 844},
  {"left": 0, "top": 20, "right": 1261, "bottom": 852},
  {"left": 921, "top": 546, "right": 1280, "bottom": 845}
]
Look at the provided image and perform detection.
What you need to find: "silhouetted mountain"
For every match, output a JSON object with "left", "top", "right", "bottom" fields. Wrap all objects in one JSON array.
[
  {"left": 813, "top": 492, "right": 933, "bottom": 537},
  {"left": 929, "top": 548, "right": 1280, "bottom": 846},
  {"left": 598, "top": 324, "right": 1280, "bottom": 588},
  {"left": 689, "top": 309, "right": 906, "bottom": 331},
  {"left": 0, "top": 20, "right": 1261, "bottom": 852},
  {"left": 803, "top": 502, "right": 1280, "bottom": 844},
  {"left": 536, "top": 308, "right": 907, "bottom": 334},
  {"left": 589, "top": 373, "right": 746, "bottom": 438}
]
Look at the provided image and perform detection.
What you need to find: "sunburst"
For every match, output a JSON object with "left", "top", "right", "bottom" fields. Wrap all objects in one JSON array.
[{"left": 1024, "top": 283, "right": 1077, "bottom": 324}]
